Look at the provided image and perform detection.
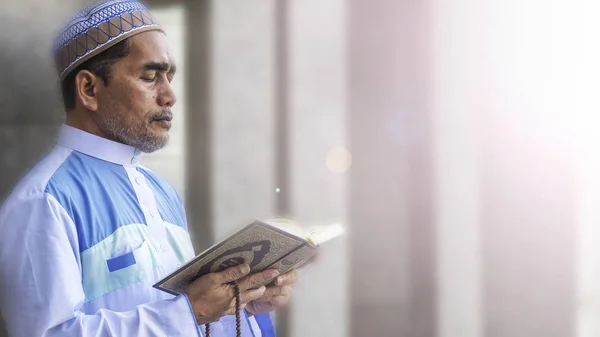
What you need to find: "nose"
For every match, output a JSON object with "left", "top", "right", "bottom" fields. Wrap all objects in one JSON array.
[{"left": 158, "top": 79, "right": 177, "bottom": 107}]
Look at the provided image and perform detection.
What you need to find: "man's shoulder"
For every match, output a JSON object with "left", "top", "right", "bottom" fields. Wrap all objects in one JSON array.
[{"left": 4, "top": 146, "right": 74, "bottom": 203}]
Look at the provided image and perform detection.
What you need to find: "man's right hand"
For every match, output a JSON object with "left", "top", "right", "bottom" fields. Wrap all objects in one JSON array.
[{"left": 184, "top": 264, "right": 280, "bottom": 325}]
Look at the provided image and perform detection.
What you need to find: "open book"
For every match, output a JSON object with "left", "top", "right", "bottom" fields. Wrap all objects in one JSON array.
[{"left": 153, "top": 219, "right": 345, "bottom": 295}]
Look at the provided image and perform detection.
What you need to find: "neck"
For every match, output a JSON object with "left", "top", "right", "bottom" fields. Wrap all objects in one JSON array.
[{"left": 65, "top": 109, "right": 109, "bottom": 140}]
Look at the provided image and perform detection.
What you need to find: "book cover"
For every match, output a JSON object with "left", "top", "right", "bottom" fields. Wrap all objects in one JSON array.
[{"left": 153, "top": 220, "right": 318, "bottom": 295}]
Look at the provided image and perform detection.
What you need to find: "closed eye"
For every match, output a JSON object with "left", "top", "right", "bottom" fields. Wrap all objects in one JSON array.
[{"left": 143, "top": 61, "right": 176, "bottom": 83}]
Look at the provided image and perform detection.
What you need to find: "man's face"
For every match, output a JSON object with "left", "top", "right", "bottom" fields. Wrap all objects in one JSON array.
[{"left": 95, "top": 30, "right": 177, "bottom": 153}]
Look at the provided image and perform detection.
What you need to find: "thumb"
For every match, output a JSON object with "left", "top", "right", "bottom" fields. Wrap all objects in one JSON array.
[{"left": 215, "top": 264, "right": 251, "bottom": 284}]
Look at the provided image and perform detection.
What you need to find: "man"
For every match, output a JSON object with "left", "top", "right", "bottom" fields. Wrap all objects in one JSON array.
[{"left": 0, "top": 1, "right": 297, "bottom": 336}]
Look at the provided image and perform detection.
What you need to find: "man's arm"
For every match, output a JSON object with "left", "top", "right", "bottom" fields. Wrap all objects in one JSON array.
[{"left": 0, "top": 192, "right": 202, "bottom": 337}]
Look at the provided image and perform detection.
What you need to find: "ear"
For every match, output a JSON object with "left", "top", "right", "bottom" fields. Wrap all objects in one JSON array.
[{"left": 74, "top": 70, "right": 100, "bottom": 112}]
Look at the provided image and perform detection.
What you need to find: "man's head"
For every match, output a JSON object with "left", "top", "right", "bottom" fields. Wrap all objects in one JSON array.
[{"left": 55, "top": 1, "right": 176, "bottom": 153}]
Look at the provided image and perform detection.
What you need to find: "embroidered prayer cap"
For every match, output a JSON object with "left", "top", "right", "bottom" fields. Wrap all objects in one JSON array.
[{"left": 54, "top": 0, "right": 162, "bottom": 81}]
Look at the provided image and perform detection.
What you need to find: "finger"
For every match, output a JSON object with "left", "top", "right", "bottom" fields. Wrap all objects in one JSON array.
[
  {"left": 245, "top": 300, "right": 275, "bottom": 315},
  {"left": 223, "top": 302, "right": 248, "bottom": 316},
  {"left": 237, "top": 269, "right": 280, "bottom": 291},
  {"left": 261, "top": 285, "right": 293, "bottom": 301},
  {"left": 246, "top": 295, "right": 291, "bottom": 314},
  {"left": 274, "top": 270, "right": 298, "bottom": 286},
  {"left": 270, "top": 295, "right": 291, "bottom": 308},
  {"left": 214, "top": 264, "right": 251, "bottom": 284},
  {"left": 239, "top": 285, "right": 267, "bottom": 304}
]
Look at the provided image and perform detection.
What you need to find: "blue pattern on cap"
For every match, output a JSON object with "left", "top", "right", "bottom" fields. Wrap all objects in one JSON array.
[{"left": 54, "top": 0, "right": 161, "bottom": 80}]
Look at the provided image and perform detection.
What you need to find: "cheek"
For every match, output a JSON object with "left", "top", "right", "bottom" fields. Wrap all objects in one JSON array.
[
  {"left": 131, "top": 90, "right": 158, "bottom": 116},
  {"left": 107, "top": 85, "right": 154, "bottom": 120},
  {"left": 104, "top": 76, "right": 164, "bottom": 128},
  {"left": 103, "top": 85, "right": 130, "bottom": 110}
]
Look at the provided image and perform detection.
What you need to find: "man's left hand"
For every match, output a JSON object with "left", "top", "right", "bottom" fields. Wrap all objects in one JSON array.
[{"left": 245, "top": 270, "right": 298, "bottom": 316}]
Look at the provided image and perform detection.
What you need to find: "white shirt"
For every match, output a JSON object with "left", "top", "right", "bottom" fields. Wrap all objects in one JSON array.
[{"left": 0, "top": 125, "right": 263, "bottom": 337}]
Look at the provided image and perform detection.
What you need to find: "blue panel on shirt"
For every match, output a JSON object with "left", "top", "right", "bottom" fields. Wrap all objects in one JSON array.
[
  {"left": 137, "top": 167, "right": 187, "bottom": 230},
  {"left": 106, "top": 250, "right": 136, "bottom": 272},
  {"left": 255, "top": 313, "right": 276, "bottom": 337},
  {"left": 45, "top": 152, "right": 146, "bottom": 252}
]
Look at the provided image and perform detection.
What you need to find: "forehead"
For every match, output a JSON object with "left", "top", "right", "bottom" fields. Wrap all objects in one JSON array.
[{"left": 126, "top": 30, "right": 172, "bottom": 64}]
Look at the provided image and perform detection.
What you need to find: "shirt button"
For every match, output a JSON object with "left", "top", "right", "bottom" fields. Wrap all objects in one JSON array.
[
  {"left": 135, "top": 177, "right": 142, "bottom": 185},
  {"left": 149, "top": 210, "right": 156, "bottom": 218},
  {"left": 160, "top": 244, "right": 168, "bottom": 251}
]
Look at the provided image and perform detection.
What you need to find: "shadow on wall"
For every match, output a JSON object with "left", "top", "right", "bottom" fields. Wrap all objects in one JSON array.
[
  {"left": 0, "top": 4, "right": 76, "bottom": 201},
  {"left": 0, "top": 1, "right": 83, "bottom": 335}
]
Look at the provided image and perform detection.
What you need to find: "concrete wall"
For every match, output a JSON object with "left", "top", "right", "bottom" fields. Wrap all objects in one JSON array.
[
  {"left": 0, "top": 1, "right": 85, "bottom": 336},
  {"left": 286, "top": 0, "right": 348, "bottom": 336},
  {"left": 0, "top": 0, "right": 79, "bottom": 201},
  {"left": 348, "top": 0, "right": 436, "bottom": 336},
  {"left": 432, "top": 1, "right": 577, "bottom": 337}
]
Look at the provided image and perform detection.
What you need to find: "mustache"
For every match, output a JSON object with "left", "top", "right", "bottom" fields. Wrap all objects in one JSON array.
[{"left": 150, "top": 109, "right": 173, "bottom": 121}]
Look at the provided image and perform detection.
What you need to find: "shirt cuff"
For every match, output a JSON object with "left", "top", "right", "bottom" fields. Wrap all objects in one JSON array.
[{"left": 159, "top": 294, "right": 202, "bottom": 337}]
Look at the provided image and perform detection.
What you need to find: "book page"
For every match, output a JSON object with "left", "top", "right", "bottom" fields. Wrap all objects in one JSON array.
[
  {"left": 263, "top": 219, "right": 309, "bottom": 240},
  {"left": 308, "top": 223, "right": 345, "bottom": 246}
]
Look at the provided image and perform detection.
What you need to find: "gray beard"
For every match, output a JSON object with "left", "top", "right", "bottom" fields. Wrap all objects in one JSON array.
[{"left": 102, "top": 115, "right": 169, "bottom": 153}]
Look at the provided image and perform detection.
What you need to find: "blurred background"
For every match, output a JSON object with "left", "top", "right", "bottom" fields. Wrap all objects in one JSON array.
[{"left": 1, "top": 0, "right": 599, "bottom": 336}]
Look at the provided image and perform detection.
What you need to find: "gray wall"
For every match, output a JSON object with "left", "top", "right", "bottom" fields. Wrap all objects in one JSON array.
[
  {"left": 0, "top": 1, "right": 77, "bottom": 200},
  {"left": 0, "top": 1, "right": 83, "bottom": 336},
  {"left": 348, "top": 0, "right": 435, "bottom": 336}
]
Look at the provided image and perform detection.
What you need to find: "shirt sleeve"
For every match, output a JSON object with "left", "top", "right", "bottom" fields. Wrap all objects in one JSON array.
[{"left": 0, "top": 193, "right": 202, "bottom": 337}]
